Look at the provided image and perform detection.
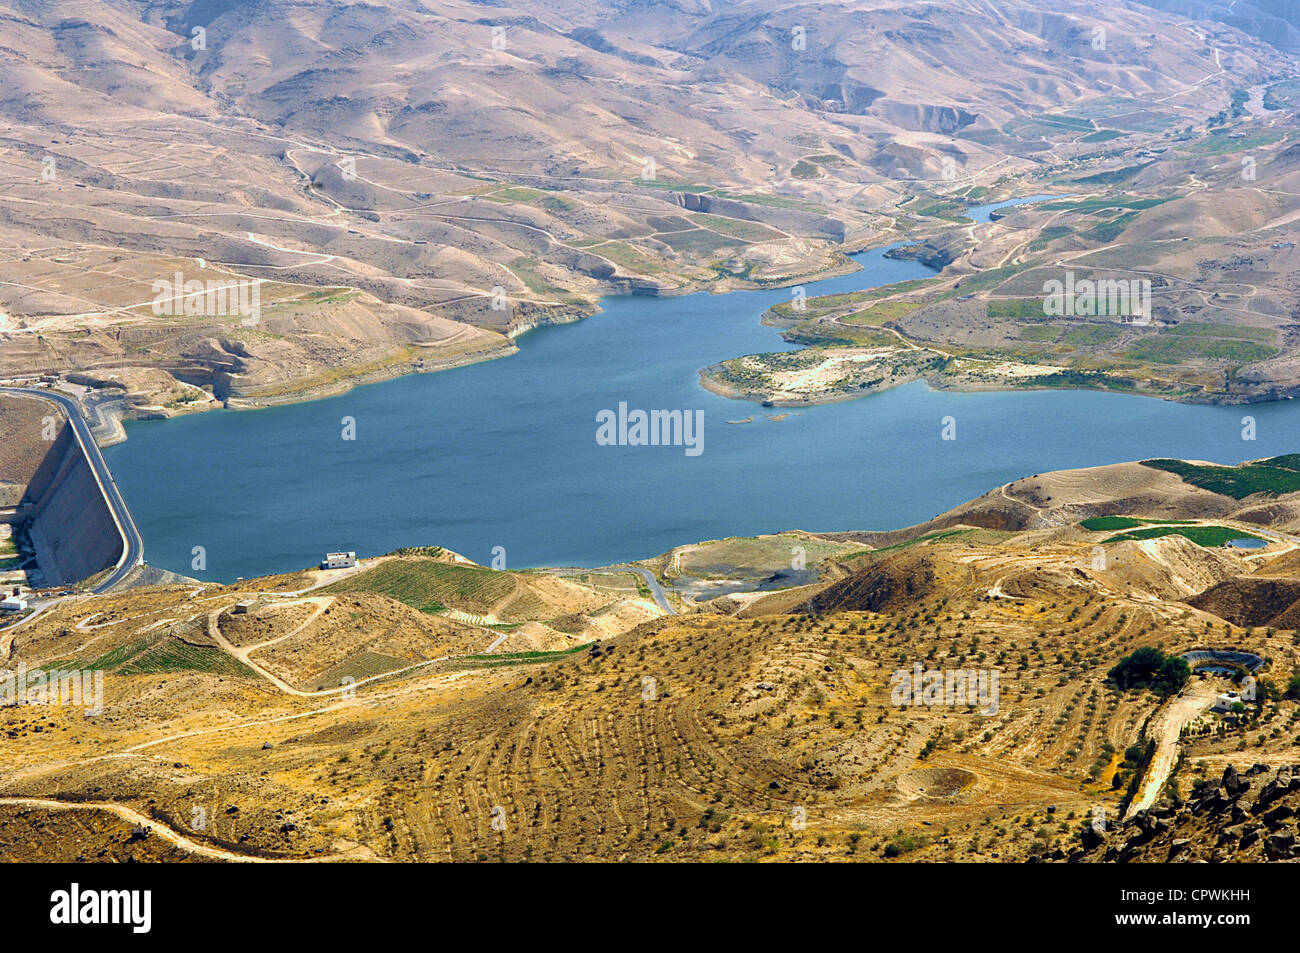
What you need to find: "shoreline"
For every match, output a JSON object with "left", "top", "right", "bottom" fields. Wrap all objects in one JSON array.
[
  {"left": 76, "top": 449, "right": 1300, "bottom": 587},
  {"left": 697, "top": 361, "right": 1300, "bottom": 410},
  {"left": 71, "top": 245, "right": 873, "bottom": 445},
  {"left": 59, "top": 180, "right": 1287, "bottom": 445},
  {"left": 224, "top": 340, "right": 521, "bottom": 410}
]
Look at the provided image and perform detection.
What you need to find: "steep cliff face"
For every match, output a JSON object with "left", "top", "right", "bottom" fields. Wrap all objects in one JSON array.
[{"left": 19, "top": 426, "right": 121, "bottom": 587}]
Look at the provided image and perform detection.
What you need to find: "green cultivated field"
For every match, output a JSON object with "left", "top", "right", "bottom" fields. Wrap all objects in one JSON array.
[
  {"left": 1102, "top": 525, "right": 1264, "bottom": 547},
  {"left": 654, "top": 228, "right": 742, "bottom": 254},
  {"left": 1025, "top": 225, "right": 1074, "bottom": 252},
  {"left": 1063, "top": 325, "right": 1124, "bottom": 346},
  {"left": 1080, "top": 129, "right": 1125, "bottom": 143},
  {"left": 674, "top": 533, "right": 858, "bottom": 577},
  {"left": 1166, "top": 322, "right": 1276, "bottom": 343},
  {"left": 587, "top": 242, "right": 668, "bottom": 275},
  {"left": 839, "top": 299, "right": 922, "bottom": 327},
  {"left": 908, "top": 197, "right": 973, "bottom": 223},
  {"left": 1123, "top": 335, "right": 1275, "bottom": 365},
  {"left": 1019, "top": 324, "right": 1059, "bottom": 342},
  {"left": 766, "top": 278, "right": 938, "bottom": 323},
  {"left": 1038, "top": 196, "right": 1172, "bottom": 214},
  {"left": 452, "top": 645, "right": 588, "bottom": 669},
  {"left": 1178, "top": 129, "right": 1284, "bottom": 156},
  {"left": 485, "top": 186, "right": 547, "bottom": 203},
  {"left": 870, "top": 527, "right": 1011, "bottom": 554},
  {"left": 1012, "top": 322, "right": 1123, "bottom": 346},
  {"left": 0, "top": 536, "right": 18, "bottom": 571},
  {"left": 310, "top": 651, "right": 410, "bottom": 690},
  {"left": 937, "top": 265, "right": 1019, "bottom": 299},
  {"left": 690, "top": 213, "right": 783, "bottom": 242},
  {"left": 1084, "top": 211, "right": 1138, "bottom": 243},
  {"left": 1071, "top": 163, "right": 1155, "bottom": 186},
  {"left": 1142, "top": 457, "right": 1300, "bottom": 499},
  {"left": 90, "top": 633, "right": 258, "bottom": 678},
  {"left": 988, "top": 299, "right": 1046, "bottom": 320},
  {"left": 508, "top": 257, "right": 572, "bottom": 296},
  {"left": 1004, "top": 113, "right": 1095, "bottom": 138},
  {"left": 1080, "top": 516, "right": 1195, "bottom": 531}
]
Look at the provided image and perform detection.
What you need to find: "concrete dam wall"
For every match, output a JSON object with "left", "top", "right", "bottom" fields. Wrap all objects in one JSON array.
[{"left": 20, "top": 424, "right": 122, "bottom": 586}]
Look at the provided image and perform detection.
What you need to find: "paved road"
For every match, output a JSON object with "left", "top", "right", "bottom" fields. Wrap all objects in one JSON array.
[
  {"left": 0, "top": 387, "right": 143, "bottom": 593},
  {"left": 618, "top": 566, "right": 677, "bottom": 615},
  {"left": 547, "top": 565, "right": 678, "bottom": 615}
]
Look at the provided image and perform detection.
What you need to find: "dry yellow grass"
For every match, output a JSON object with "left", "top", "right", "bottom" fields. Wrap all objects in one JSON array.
[{"left": 6, "top": 525, "right": 1299, "bottom": 862}]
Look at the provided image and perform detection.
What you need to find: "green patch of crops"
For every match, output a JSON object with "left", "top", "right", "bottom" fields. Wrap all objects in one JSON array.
[
  {"left": 1079, "top": 516, "right": 1196, "bottom": 531},
  {"left": 1142, "top": 458, "right": 1300, "bottom": 499},
  {"left": 1102, "top": 525, "right": 1264, "bottom": 547}
]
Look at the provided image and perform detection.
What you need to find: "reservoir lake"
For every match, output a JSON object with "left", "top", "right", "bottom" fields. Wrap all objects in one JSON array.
[{"left": 104, "top": 198, "right": 1300, "bottom": 582}]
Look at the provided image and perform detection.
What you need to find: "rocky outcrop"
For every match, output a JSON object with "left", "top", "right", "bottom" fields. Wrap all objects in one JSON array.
[
  {"left": 884, "top": 239, "right": 959, "bottom": 270},
  {"left": 794, "top": 551, "right": 938, "bottom": 614},
  {"left": 872, "top": 101, "right": 979, "bottom": 135},
  {"left": 1051, "top": 764, "right": 1300, "bottom": 862}
]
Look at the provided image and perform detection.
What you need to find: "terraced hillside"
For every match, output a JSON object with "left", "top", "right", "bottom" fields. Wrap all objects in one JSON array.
[{"left": 10, "top": 457, "right": 1300, "bottom": 861}]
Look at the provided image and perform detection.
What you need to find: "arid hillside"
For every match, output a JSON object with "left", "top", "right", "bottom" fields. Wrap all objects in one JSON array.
[
  {"left": 1, "top": 0, "right": 1296, "bottom": 414},
  {"left": 8, "top": 455, "right": 1300, "bottom": 861}
]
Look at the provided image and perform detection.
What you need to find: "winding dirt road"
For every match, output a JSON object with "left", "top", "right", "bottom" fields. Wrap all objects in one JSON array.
[
  {"left": 206, "top": 599, "right": 455, "bottom": 698},
  {"left": 0, "top": 797, "right": 368, "bottom": 863},
  {"left": 1126, "top": 681, "right": 1218, "bottom": 818}
]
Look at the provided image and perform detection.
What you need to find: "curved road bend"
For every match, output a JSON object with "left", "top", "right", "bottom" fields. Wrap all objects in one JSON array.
[
  {"left": 0, "top": 798, "right": 369, "bottom": 862},
  {"left": 618, "top": 566, "right": 677, "bottom": 615},
  {"left": 547, "top": 565, "right": 677, "bottom": 615},
  {"left": 0, "top": 387, "right": 143, "bottom": 594}
]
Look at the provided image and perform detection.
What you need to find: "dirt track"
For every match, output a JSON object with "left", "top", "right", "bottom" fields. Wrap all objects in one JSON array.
[
  {"left": 0, "top": 797, "right": 368, "bottom": 862},
  {"left": 1127, "top": 681, "right": 1219, "bottom": 817}
]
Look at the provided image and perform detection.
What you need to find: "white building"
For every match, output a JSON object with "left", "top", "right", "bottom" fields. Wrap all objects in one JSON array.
[
  {"left": 0, "top": 596, "right": 27, "bottom": 613},
  {"left": 321, "top": 552, "right": 358, "bottom": 570},
  {"left": 1213, "top": 691, "right": 1243, "bottom": 713}
]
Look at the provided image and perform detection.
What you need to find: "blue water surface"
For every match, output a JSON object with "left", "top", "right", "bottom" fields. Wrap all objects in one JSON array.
[{"left": 104, "top": 198, "right": 1295, "bottom": 580}]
